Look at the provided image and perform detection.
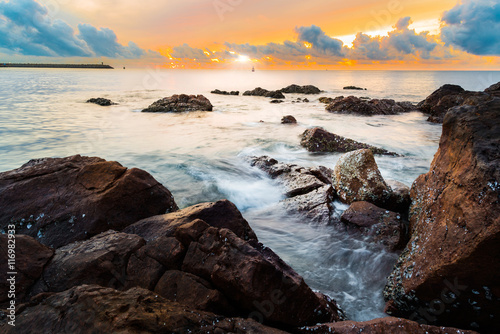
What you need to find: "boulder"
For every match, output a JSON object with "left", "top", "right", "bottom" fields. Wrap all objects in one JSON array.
[
  {"left": 86, "top": 98, "right": 116, "bottom": 106},
  {"left": 142, "top": 94, "right": 213, "bottom": 112},
  {"left": 485, "top": 82, "right": 500, "bottom": 95},
  {"left": 384, "top": 100, "right": 500, "bottom": 332},
  {"left": 343, "top": 86, "right": 366, "bottom": 90},
  {"left": 340, "top": 201, "right": 407, "bottom": 251},
  {"left": 0, "top": 235, "right": 53, "bottom": 306},
  {"left": 270, "top": 99, "right": 284, "bottom": 104},
  {"left": 301, "top": 127, "right": 399, "bottom": 156},
  {"left": 281, "top": 115, "right": 297, "bottom": 124},
  {"left": 0, "top": 155, "right": 177, "bottom": 248},
  {"left": 280, "top": 84, "right": 321, "bottom": 94},
  {"left": 7, "top": 285, "right": 288, "bottom": 334},
  {"left": 298, "top": 317, "right": 479, "bottom": 334},
  {"left": 319, "top": 97, "right": 335, "bottom": 104},
  {"left": 326, "top": 96, "right": 415, "bottom": 115},
  {"left": 243, "top": 87, "right": 285, "bottom": 99},
  {"left": 211, "top": 89, "right": 239, "bottom": 95}
]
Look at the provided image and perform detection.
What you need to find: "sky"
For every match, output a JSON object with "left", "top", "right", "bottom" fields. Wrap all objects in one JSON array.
[{"left": 0, "top": 0, "right": 499, "bottom": 70}]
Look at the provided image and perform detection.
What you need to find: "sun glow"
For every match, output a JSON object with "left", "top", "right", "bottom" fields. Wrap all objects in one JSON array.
[{"left": 237, "top": 54, "right": 250, "bottom": 62}]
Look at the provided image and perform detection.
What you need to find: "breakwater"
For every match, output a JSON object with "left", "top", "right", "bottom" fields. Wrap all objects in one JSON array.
[{"left": 0, "top": 63, "right": 113, "bottom": 69}]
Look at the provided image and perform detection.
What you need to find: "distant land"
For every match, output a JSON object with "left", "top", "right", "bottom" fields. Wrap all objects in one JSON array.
[{"left": 0, "top": 63, "right": 113, "bottom": 69}]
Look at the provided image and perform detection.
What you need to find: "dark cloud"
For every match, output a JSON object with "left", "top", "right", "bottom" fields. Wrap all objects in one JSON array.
[
  {"left": 0, "top": 0, "right": 154, "bottom": 59},
  {"left": 295, "top": 25, "right": 344, "bottom": 56},
  {"left": 441, "top": 0, "right": 500, "bottom": 55}
]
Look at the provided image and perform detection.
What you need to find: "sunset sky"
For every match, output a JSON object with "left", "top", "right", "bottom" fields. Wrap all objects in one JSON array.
[{"left": 1, "top": 0, "right": 499, "bottom": 69}]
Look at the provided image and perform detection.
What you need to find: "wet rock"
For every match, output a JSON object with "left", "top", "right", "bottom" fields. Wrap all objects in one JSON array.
[
  {"left": 280, "top": 84, "right": 321, "bottom": 94},
  {"left": 300, "top": 127, "right": 399, "bottom": 156},
  {"left": 142, "top": 94, "right": 213, "bottom": 112},
  {"left": 384, "top": 99, "right": 500, "bottom": 332},
  {"left": 340, "top": 201, "right": 407, "bottom": 251},
  {"left": 243, "top": 87, "right": 285, "bottom": 99},
  {"left": 326, "top": 96, "right": 416, "bottom": 115},
  {"left": 86, "top": 98, "right": 116, "bottom": 106},
  {"left": 8, "top": 285, "right": 288, "bottom": 334},
  {"left": 281, "top": 115, "right": 297, "bottom": 124},
  {"left": 319, "top": 97, "right": 335, "bottom": 104},
  {"left": 333, "top": 149, "right": 393, "bottom": 209},
  {"left": 0, "top": 235, "right": 53, "bottom": 306},
  {"left": 271, "top": 99, "right": 284, "bottom": 104},
  {"left": 386, "top": 179, "right": 411, "bottom": 216},
  {"left": 123, "top": 200, "right": 257, "bottom": 242},
  {"left": 0, "top": 155, "right": 177, "bottom": 249},
  {"left": 298, "top": 317, "right": 479, "bottom": 334},
  {"left": 343, "top": 86, "right": 366, "bottom": 90},
  {"left": 211, "top": 89, "right": 239, "bottom": 95},
  {"left": 303, "top": 98, "right": 310, "bottom": 102}
]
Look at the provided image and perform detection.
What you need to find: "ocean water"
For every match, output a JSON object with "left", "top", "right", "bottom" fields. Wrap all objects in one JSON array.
[{"left": 1, "top": 68, "right": 499, "bottom": 320}]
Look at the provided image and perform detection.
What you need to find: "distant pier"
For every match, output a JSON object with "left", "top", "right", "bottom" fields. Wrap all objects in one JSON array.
[{"left": 0, "top": 63, "right": 114, "bottom": 69}]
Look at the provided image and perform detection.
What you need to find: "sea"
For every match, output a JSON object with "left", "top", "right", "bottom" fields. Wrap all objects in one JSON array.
[{"left": 1, "top": 69, "right": 499, "bottom": 321}]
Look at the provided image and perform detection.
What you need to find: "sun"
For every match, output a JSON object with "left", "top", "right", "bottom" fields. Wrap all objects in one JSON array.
[{"left": 237, "top": 54, "right": 250, "bottom": 62}]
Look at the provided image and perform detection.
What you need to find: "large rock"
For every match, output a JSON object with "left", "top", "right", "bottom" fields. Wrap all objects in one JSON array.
[
  {"left": 280, "top": 84, "right": 321, "bottom": 94},
  {"left": 6, "top": 285, "right": 288, "bottom": 334},
  {"left": 243, "top": 87, "right": 285, "bottom": 99},
  {"left": 326, "top": 96, "right": 415, "bottom": 116},
  {"left": 0, "top": 235, "right": 53, "bottom": 306},
  {"left": 384, "top": 100, "right": 500, "bottom": 332},
  {"left": 250, "top": 156, "right": 338, "bottom": 225},
  {"left": 142, "top": 94, "right": 213, "bottom": 112},
  {"left": 298, "top": 317, "right": 479, "bottom": 334},
  {"left": 301, "top": 127, "right": 399, "bottom": 156},
  {"left": 0, "top": 155, "right": 178, "bottom": 248},
  {"left": 340, "top": 201, "right": 407, "bottom": 251}
]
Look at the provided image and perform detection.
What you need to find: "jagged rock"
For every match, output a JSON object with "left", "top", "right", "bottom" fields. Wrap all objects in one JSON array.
[
  {"left": 343, "top": 86, "right": 366, "bottom": 90},
  {"left": 340, "top": 201, "right": 407, "bottom": 251},
  {"left": 0, "top": 235, "right": 53, "bottom": 306},
  {"left": 0, "top": 155, "right": 177, "bottom": 248},
  {"left": 298, "top": 317, "right": 479, "bottom": 334},
  {"left": 86, "top": 98, "right": 116, "bottom": 106},
  {"left": 243, "top": 87, "right": 285, "bottom": 99},
  {"left": 7, "top": 285, "right": 288, "bottom": 334},
  {"left": 211, "top": 89, "right": 239, "bottom": 95},
  {"left": 384, "top": 99, "right": 500, "bottom": 332},
  {"left": 326, "top": 96, "right": 416, "bottom": 115},
  {"left": 281, "top": 115, "right": 297, "bottom": 124},
  {"left": 280, "top": 84, "right": 321, "bottom": 94},
  {"left": 142, "top": 94, "right": 213, "bottom": 112},
  {"left": 300, "top": 127, "right": 399, "bottom": 156}
]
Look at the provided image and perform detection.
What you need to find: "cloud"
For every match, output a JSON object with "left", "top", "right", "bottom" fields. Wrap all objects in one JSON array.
[
  {"left": 441, "top": 0, "right": 500, "bottom": 56},
  {"left": 0, "top": 0, "right": 155, "bottom": 59},
  {"left": 295, "top": 25, "right": 344, "bottom": 57}
]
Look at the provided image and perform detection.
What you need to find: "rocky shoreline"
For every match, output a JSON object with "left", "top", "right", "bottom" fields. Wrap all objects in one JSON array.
[{"left": 1, "top": 82, "right": 499, "bottom": 333}]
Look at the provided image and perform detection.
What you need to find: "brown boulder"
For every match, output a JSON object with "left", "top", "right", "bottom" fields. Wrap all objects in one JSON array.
[
  {"left": 280, "top": 84, "right": 321, "bottom": 94},
  {"left": 7, "top": 285, "right": 288, "bottom": 334},
  {"left": 340, "top": 201, "right": 407, "bottom": 251},
  {"left": 384, "top": 100, "right": 500, "bottom": 332},
  {"left": 326, "top": 96, "right": 415, "bottom": 116},
  {"left": 0, "top": 155, "right": 177, "bottom": 249},
  {"left": 281, "top": 115, "right": 297, "bottom": 124},
  {"left": 142, "top": 94, "right": 213, "bottom": 112},
  {"left": 298, "top": 317, "right": 478, "bottom": 334},
  {"left": 0, "top": 235, "right": 53, "bottom": 306},
  {"left": 301, "top": 127, "right": 399, "bottom": 156}
]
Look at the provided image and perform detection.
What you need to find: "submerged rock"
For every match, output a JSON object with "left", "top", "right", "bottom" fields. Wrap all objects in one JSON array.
[
  {"left": 211, "top": 89, "right": 239, "bottom": 95},
  {"left": 243, "top": 87, "right": 285, "bottom": 99},
  {"left": 270, "top": 99, "right": 284, "bottom": 104},
  {"left": 384, "top": 99, "right": 500, "bottom": 332},
  {"left": 326, "top": 96, "right": 416, "bottom": 115},
  {"left": 280, "top": 84, "right": 321, "bottom": 94},
  {"left": 0, "top": 155, "right": 177, "bottom": 248},
  {"left": 142, "top": 94, "right": 213, "bottom": 112},
  {"left": 86, "top": 97, "right": 116, "bottom": 106},
  {"left": 343, "top": 86, "right": 366, "bottom": 90},
  {"left": 281, "top": 115, "right": 297, "bottom": 124},
  {"left": 300, "top": 127, "right": 399, "bottom": 156}
]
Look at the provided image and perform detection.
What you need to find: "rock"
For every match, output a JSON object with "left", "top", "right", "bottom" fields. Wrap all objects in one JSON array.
[
  {"left": 333, "top": 149, "right": 393, "bottom": 208},
  {"left": 303, "top": 98, "right": 309, "bottom": 102},
  {"left": 0, "top": 235, "right": 53, "bottom": 306},
  {"left": 326, "top": 96, "right": 415, "bottom": 116},
  {"left": 300, "top": 127, "right": 399, "bottom": 156},
  {"left": 142, "top": 94, "right": 213, "bottom": 112},
  {"left": 386, "top": 180, "right": 411, "bottom": 216},
  {"left": 243, "top": 87, "right": 285, "bottom": 99},
  {"left": 211, "top": 89, "right": 239, "bottom": 95},
  {"left": 0, "top": 155, "right": 177, "bottom": 248},
  {"left": 485, "top": 81, "right": 500, "bottom": 95},
  {"left": 249, "top": 156, "right": 338, "bottom": 225},
  {"left": 280, "top": 84, "right": 321, "bottom": 94},
  {"left": 123, "top": 199, "right": 257, "bottom": 242},
  {"left": 270, "top": 99, "right": 284, "bottom": 104},
  {"left": 340, "top": 201, "right": 407, "bottom": 251},
  {"left": 319, "top": 97, "right": 335, "bottom": 104},
  {"left": 417, "top": 84, "right": 465, "bottom": 114},
  {"left": 8, "top": 285, "right": 288, "bottom": 334},
  {"left": 86, "top": 98, "right": 116, "bottom": 106},
  {"left": 281, "top": 115, "right": 297, "bottom": 124},
  {"left": 384, "top": 99, "right": 500, "bottom": 332},
  {"left": 298, "top": 317, "right": 479, "bottom": 334},
  {"left": 343, "top": 86, "right": 366, "bottom": 90}
]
